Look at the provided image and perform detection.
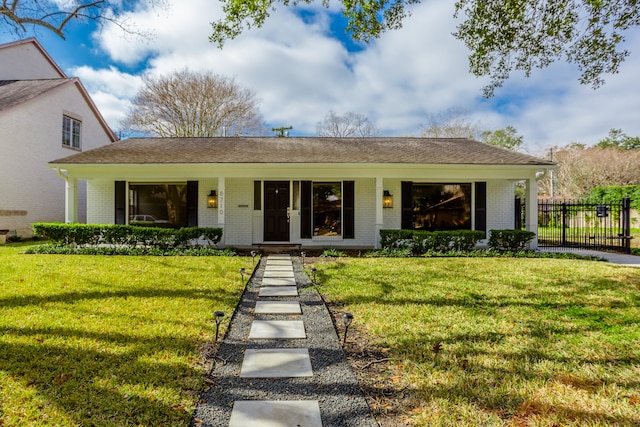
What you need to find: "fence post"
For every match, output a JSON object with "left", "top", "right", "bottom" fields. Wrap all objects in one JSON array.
[
  {"left": 561, "top": 202, "right": 567, "bottom": 246},
  {"left": 622, "top": 197, "right": 631, "bottom": 254}
]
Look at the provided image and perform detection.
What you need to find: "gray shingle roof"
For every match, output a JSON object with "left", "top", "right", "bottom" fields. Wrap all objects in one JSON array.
[
  {"left": 50, "top": 137, "right": 555, "bottom": 166},
  {"left": 0, "top": 79, "right": 74, "bottom": 111}
]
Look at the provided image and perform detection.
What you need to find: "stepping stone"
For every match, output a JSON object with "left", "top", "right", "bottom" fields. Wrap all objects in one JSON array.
[
  {"left": 264, "top": 265, "right": 294, "bottom": 271},
  {"left": 258, "top": 286, "right": 298, "bottom": 297},
  {"left": 267, "top": 255, "right": 291, "bottom": 260},
  {"left": 240, "top": 348, "right": 312, "bottom": 377},
  {"left": 248, "top": 320, "right": 306, "bottom": 339},
  {"left": 229, "top": 400, "right": 322, "bottom": 427},
  {"left": 255, "top": 300, "right": 302, "bottom": 314},
  {"left": 263, "top": 270, "right": 295, "bottom": 278},
  {"left": 266, "top": 259, "right": 293, "bottom": 265},
  {"left": 262, "top": 277, "right": 296, "bottom": 287}
]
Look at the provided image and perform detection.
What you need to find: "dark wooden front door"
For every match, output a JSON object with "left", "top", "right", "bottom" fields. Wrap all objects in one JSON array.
[{"left": 264, "top": 181, "right": 290, "bottom": 241}]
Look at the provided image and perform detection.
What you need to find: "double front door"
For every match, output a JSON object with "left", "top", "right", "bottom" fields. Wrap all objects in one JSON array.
[{"left": 264, "top": 181, "right": 290, "bottom": 241}]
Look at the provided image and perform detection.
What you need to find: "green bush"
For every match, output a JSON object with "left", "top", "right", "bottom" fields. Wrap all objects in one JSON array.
[
  {"left": 380, "top": 229, "right": 485, "bottom": 255},
  {"left": 488, "top": 229, "right": 536, "bottom": 251},
  {"left": 32, "top": 223, "right": 223, "bottom": 249},
  {"left": 321, "top": 248, "right": 348, "bottom": 257}
]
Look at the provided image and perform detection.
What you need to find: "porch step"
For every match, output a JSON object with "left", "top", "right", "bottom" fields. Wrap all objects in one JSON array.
[{"left": 256, "top": 243, "right": 302, "bottom": 254}]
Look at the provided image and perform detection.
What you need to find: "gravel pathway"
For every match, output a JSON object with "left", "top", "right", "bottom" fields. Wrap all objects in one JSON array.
[{"left": 192, "top": 256, "right": 378, "bottom": 427}]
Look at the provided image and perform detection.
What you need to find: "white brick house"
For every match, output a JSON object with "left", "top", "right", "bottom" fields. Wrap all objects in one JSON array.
[
  {"left": 0, "top": 38, "right": 117, "bottom": 237},
  {"left": 49, "top": 137, "right": 555, "bottom": 249}
]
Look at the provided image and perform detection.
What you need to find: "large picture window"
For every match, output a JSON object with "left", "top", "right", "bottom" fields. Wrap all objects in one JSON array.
[
  {"left": 313, "top": 182, "right": 342, "bottom": 236},
  {"left": 128, "top": 183, "right": 187, "bottom": 227},
  {"left": 411, "top": 183, "right": 471, "bottom": 231}
]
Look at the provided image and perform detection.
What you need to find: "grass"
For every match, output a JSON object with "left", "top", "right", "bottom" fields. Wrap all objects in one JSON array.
[
  {"left": 0, "top": 243, "right": 251, "bottom": 426},
  {"left": 313, "top": 257, "right": 640, "bottom": 426}
]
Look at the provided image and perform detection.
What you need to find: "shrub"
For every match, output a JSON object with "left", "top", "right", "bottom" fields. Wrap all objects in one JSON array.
[
  {"left": 380, "top": 229, "right": 485, "bottom": 255},
  {"left": 488, "top": 229, "right": 536, "bottom": 251},
  {"left": 32, "top": 223, "right": 223, "bottom": 249},
  {"left": 321, "top": 248, "right": 348, "bottom": 257}
]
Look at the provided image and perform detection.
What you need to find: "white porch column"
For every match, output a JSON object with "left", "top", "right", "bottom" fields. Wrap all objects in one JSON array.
[
  {"left": 57, "top": 169, "right": 78, "bottom": 223},
  {"left": 217, "top": 177, "right": 226, "bottom": 246},
  {"left": 375, "top": 176, "right": 384, "bottom": 249},
  {"left": 525, "top": 175, "right": 539, "bottom": 249}
]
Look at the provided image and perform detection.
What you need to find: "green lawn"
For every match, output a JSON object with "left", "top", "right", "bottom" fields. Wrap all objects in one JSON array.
[
  {"left": 0, "top": 244, "right": 250, "bottom": 426},
  {"left": 313, "top": 257, "right": 640, "bottom": 426}
]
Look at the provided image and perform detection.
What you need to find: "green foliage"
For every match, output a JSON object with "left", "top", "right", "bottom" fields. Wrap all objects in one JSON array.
[
  {"left": 454, "top": 0, "right": 639, "bottom": 96},
  {"left": 315, "top": 257, "right": 640, "bottom": 426},
  {"left": 595, "top": 128, "right": 640, "bottom": 150},
  {"left": 488, "top": 229, "right": 536, "bottom": 251},
  {"left": 0, "top": 244, "right": 250, "bottom": 426},
  {"left": 32, "top": 223, "right": 223, "bottom": 249},
  {"left": 321, "top": 248, "right": 348, "bottom": 257},
  {"left": 481, "top": 126, "right": 524, "bottom": 151},
  {"left": 24, "top": 244, "right": 236, "bottom": 256},
  {"left": 380, "top": 229, "right": 485, "bottom": 254},
  {"left": 585, "top": 185, "right": 640, "bottom": 209},
  {"left": 364, "top": 247, "right": 413, "bottom": 257}
]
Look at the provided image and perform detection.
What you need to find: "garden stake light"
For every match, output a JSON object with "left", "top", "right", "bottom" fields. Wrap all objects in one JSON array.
[
  {"left": 300, "top": 251, "right": 305, "bottom": 266},
  {"left": 239, "top": 267, "right": 246, "bottom": 283},
  {"left": 342, "top": 312, "right": 353, "bottom": 346},
  {"left": 250, "top": 251, "right": 257, "bottom": 265},
  {"left": 214, "top": 311, "right": 224, "bottom": 342},
  {"left": 310, "top": 267, "right": 317, "bottom": 285}
]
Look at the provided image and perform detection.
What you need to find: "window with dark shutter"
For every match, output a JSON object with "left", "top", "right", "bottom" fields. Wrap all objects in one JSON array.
[
  {"left": 300, "top": 181, "right": 312, "bottom": 238},
  {"left": 474, "top": 182, "right": 487, "bottom": 237},
  {"left": 343, "top": 181, "right": 354, "bottom": 239},
  {"left": 115, "top": 181, "right": 126, "bottom": 224},
  {"left": 187, "top": 181, "right": 198, "bottom": 227}
]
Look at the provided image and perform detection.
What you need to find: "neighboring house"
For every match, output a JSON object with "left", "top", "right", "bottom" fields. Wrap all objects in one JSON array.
[
  {"left": 49, "top": 137, "right": 555, "bottom": 249},
  {"left": 0, "top": 38, "right": 117, "bottom": 237}
]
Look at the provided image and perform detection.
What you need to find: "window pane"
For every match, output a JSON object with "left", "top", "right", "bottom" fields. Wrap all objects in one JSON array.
[
  {"left": 62, "top": 116, "right": 71, "bottom": 146},
  {"left": 313, "top": 182, "right": 341, "bottom": 236},
  {"left": 128, "top": 184, "right": 187, "bottom": 227},
  {"left": 412, "top": 184, "right": 471, "bottom": 231},
  {"left": 72, "top": 120, "right": 81, "bottom": 148}
]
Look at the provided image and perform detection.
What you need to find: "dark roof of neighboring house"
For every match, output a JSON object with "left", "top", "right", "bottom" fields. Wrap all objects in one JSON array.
[
  {"left": 50, "top": 137, "right": 555, "bottom": 166},
  {"left": 0, "top": 79, "right": 74, "bottom": 111}
]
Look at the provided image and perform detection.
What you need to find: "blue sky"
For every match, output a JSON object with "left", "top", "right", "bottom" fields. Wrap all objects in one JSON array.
[{"left": 3, "top": 0, "right": 640, "bottom": 155}]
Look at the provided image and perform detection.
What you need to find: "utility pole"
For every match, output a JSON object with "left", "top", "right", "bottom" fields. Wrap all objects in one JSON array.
[{"left": 272, "top": 126, "right": 293, "bottom": 137}]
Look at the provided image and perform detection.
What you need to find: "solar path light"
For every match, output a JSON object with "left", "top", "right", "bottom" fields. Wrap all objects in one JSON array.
[
  {"left": 310, "top": 267, "right": 317, "bottom": 285},
  {"left": 300, "top": 251, "right": 306, "bottom": 266},
  {"left": 214, "top": 311, "right": 225, "bottom": 342},
  {"left": 342, "top": 312, "right": 354, "bottom": 346},
  {"left": 239, "top": 267, "right": 246, "bottom": 283},
  {"left": 250, "top": 250, "right": 257, "bottom": 265}
]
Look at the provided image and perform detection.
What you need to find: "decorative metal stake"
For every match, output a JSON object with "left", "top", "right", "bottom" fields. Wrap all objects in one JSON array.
[
  {"left": 342, "top": 312, "right": 353, "bottom": 346},
  {"left": 214, "top": 311, "right": 225, "bottom": 342}
]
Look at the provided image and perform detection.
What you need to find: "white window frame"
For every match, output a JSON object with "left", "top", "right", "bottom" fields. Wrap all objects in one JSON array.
[{"left": 62, "top": 115, "right": 81, "bottom": 149}]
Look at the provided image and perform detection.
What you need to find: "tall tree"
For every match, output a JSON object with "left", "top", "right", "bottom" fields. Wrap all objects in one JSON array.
[
  {"left": 123, "top": 69, "right": 268, "bottom": 137},
  {"left": 0, "top": 0, "right": 164, "bottom": 39},
  {"left": 481, "top": 126, "right": 524, "bottom": 151},
  {"left": 316, "top": 110, "right": 379, "bottom": 137},
  {"left": 210, "top": 0, "right": 640, "bottom": 96},
  {"left": 595, "top": 128, "right": 640, "bottom": 150},
  {"left": 419, "top": 108, "right": 482, "bottom": 139}
]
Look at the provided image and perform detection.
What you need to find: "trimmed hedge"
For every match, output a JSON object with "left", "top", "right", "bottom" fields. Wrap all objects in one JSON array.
[
  {"left": 380, "top": 229, "right": 485, "bottom": 254},
  {"left": 488, "top": 229, "right": 536, "bottom": 251},
  {"left": 32, "top": 223, "right": 222, "bottom": 249}
]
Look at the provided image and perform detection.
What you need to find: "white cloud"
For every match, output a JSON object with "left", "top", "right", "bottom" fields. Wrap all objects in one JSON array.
[{"left": 74, "top": 0, "right": 640, "bottom": 146}]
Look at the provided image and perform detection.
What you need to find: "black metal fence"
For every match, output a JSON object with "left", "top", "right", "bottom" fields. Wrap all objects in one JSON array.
[{"left": 537, "top": 198, "right": 632, "bottom": 253}]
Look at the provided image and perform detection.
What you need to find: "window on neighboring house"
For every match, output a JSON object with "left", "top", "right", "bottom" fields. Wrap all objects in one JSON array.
[
  {"left": 313, "top": 182, "right": 342, "bottom": 236},
  {"left": 128, "top": 183, "right": 187, "bottom": 228},
  {"left": 410, "top": 183, "right": 471, "bottom": 231},
  {"left": 62, "top": 115, "right": 81, "bottom": 149}
]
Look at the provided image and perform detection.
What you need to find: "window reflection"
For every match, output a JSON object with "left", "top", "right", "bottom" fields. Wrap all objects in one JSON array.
[
  {"left": 128, "top": 184, "right": 187, "bottom": 227},
  {"left": 412, "top": 184, "right": 471, "bottom": 231},
  {"left": 313, "top": 182, "right": 342, "bottom": 236}
]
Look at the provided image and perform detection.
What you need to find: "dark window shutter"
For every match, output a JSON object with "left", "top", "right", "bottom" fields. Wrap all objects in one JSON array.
[
  {"left": 343, "top": 181, "right": 355, "bottom": 239},
  {"left": 300, "top": 180, "right": 312, "bottom": 238},
  {"left": 401, "top": 181, "right": 413, "bottom": 230},
  {"left": 187, "top": 181, "right": 198, "bottom": 227},
  {"left": 475, "top": 182, "right": 487, "bottom": 237},
  {"left": 115, "top": 181, "right": 126, "bottom": 224}
]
